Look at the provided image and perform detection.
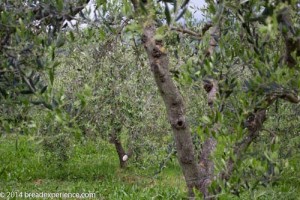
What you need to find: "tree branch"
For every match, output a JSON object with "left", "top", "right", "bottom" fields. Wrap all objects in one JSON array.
[
  {"left": 170, "top": 27, "right": 202, "bottom": 40},
  {"left": 276, "top": 7, "right": 299, "bottom": 67},
  {"left": 31, "top": 1, "right": 91, "bottom": 24},
  {"left": 220, "top": 87, "right": 299, "bottom": 182},
  {"left": 221, "top": 109, "right": 267, "bottom": 181},
  {"left": 170, "top": 23, "right": 213, "bottom": 40}
]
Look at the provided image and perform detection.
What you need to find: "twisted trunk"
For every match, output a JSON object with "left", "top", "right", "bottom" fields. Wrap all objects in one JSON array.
[{"left": 142, "top": 21, "right": 202, "bottom": 198}]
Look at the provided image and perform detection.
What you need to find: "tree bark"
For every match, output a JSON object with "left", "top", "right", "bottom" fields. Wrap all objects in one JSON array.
[
  {"left": 201, "top": 78, "right": 219, "bottom": 198},
  {"left": 109, "top": 127, "right": 128, "bottom": 168},
  {"left": 141, "top": 21, "right": 202, "bottom": 198}
]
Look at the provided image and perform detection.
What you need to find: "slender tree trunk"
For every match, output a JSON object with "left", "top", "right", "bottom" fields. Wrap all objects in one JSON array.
[
  {"left": 109, "top": 68, "right": 131, "bottom": 168},
  {"left": 198, "top": 25, "right": 221, "bottom": 198},
  {"left": 109, "top": 127, "right": 128, "bottom": 168}
]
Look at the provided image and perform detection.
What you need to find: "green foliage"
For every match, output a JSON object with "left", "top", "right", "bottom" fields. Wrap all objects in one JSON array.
[
  {"left": 145, "top": 0, "right": 300, "bottom": 197},
  {"left": 0, "top": 0, "right": 299, "bottom": 199}
]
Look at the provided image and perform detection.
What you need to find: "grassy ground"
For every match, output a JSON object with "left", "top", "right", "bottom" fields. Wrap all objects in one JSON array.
[
  {"left": 0, "top": 134, "right": 187, "bottom": 199},
  {"left": 0, "top": 134, "right": 299, "bottom": 200}
]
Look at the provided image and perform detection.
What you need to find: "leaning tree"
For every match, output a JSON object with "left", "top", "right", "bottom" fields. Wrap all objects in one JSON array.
[{"left": 123, "top": 0, "right": 299, "bottom": 198}]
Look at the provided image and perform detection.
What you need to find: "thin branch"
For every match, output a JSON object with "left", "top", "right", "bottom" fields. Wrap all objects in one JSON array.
[
  {"left": 170, "top": 23, "right": 213, "bottom": 40},
  {"left": 170, "top": 26, "right": 202, "bottom": 40},
  {"left": 262, "top": 128, "right": 276, "bottom": 137}
]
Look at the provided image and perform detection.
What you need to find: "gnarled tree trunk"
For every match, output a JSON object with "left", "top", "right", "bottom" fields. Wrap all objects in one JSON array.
[{"left": 141, "top": 21, "right": 202, "bottom": 198}]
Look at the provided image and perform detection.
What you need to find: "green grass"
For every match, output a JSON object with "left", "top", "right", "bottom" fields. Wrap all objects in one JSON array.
[
  {"left": 0, "top": 134, "right": 299, "bottom": 200},
  {"left": 0, "top": 134, "right": 186, "bottom": 199}
]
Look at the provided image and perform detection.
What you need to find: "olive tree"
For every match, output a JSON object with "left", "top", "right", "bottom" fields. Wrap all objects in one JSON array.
[
  {"left": 124, "top": 0, "right": 299, "bottom": 198},
  {"left": 0, "top": 0, "right": 90, "bottom": 132}
]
